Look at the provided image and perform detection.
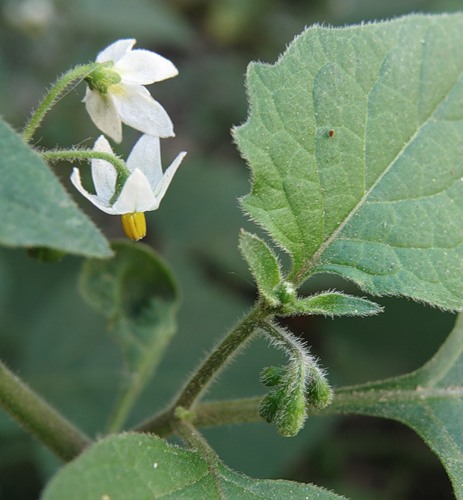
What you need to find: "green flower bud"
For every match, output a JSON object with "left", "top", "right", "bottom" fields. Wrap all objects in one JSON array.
[
  {"left": 260, "top": 365, "right": 286, "bottom": 387},
  {"left": 275, "top": 390, "right": 306, "bottom": 437},
  {"left": 306, "top": 376, "right": 333, "bottom": 409},
  {"left": 259, "top": 390, "right": 282, "bottom": 423}
]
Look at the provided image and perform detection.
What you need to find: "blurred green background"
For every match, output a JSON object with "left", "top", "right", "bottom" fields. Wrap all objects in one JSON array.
[{"left": 0, "top": 0, "right": 461, "bottom": 498}]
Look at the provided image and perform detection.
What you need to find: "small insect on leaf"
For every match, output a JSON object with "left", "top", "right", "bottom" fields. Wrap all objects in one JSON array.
[{"left": 328, "top": 129, "right": 335, "bottom": 138}]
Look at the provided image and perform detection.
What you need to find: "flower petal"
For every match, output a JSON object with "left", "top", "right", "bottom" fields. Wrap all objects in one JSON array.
[
  {"left": 116, "top": 50, "right": 178, "bottom": 85},
  {"left": 111, "top": 84, "right": 174, "bottom": 138},
  {"left": 112, "top": 169, "right": 157, "bottom": 213},
  {"left": 70, "top": 168, "right": 118, "bottom": 215},
  {"left": 151, "top": 151, "right": 187, "bottom": 207},
  {"left": 96, "top": 39, "right": 136, "bottom": 64},
  {"left": 126, "top": 134, "right": 162, "bottom": 188},
  {"left": 91, "top": 136, "right": 117, "bottom": 203},
  {"left": 84, "top": 89, "right": 122, "bottom": 143}
]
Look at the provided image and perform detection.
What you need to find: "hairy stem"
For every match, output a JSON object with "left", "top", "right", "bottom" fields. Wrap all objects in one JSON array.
[
  {"left": 22, "top": 63, "right": 99, "bottom": 144},
  {"left": 42, "top": 149, "right": 129, "bottom": 179},
  {"left": 135, "top": 302, "right": 271, "bottom": 434},
  {"left": 173, "top": 303, "right": 270, "bottom": 409},
  {"left": 0, "top": 360, "right": 91, "bottom": 461},
  {"left": 141, "top": 388, "right": 375, "bottom": 436},
  {"left": 258, "top": 320, "right": 309, "bottom": 366}
]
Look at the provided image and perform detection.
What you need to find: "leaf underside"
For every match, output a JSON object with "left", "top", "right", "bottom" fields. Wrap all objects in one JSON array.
[
  {"left": 234, "top": 14, "right": 463, "bottom": 310},
  {"left": 0, "top": 118, "right": 111, "bottom": 257},
  {"left": 333, "top": 314, "right": 463, "bottom": 497},
  {"left": 41, "top": 433, "right": 345, "bottom": 499}
]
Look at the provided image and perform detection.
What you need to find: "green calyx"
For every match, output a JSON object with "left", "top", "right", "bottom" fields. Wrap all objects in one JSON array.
[{"left": 85, "top": 62, "right": 121, "bottom": 95}]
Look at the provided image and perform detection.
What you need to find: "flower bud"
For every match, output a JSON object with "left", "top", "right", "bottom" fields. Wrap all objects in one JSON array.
[{"left": 260, "top": 365, "right": 286, "bottom": 387}]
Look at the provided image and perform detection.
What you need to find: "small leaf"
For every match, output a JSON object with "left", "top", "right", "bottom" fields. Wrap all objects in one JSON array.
[
  {"left": 41, "top": 433, "right": 345, "bottom": 499},
  {"left": 331, "top": 314, "right": 463, "bottom": 497},
  {"left": 234, "top": 14, "right": 463, "bottom": 310},
  {"left": 0, "top": 118, "right": 111, "bottom": 258},
  {"left": 282, "top": 292, "right": 383, "bottom": 317},
  {"left": 239, "top": 230, "right": 282, "bottom": 305},
  {"left": 80, "top": 241, "right": 179, "bottom": 430}
]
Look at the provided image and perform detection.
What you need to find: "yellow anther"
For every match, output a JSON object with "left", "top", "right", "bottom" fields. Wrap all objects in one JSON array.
[{"left": 120, "top": 212, "right": 146, "bottom": 241}]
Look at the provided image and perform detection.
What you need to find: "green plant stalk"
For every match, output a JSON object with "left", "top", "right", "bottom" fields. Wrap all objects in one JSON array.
[
  {"left": 258, "top": 320, "right": 308, "bottom": 367},
  {"left": 135, "top": 302, "right": 271, "bottom": 434},
  {"left": 174, "top": 302, "right": 271, "bottom": 409},
  {"left": 185, "top": 399, "right": 262, "bottom": 433},
  {"left": 155, "top": 385, "right": 398, "bottom": 434},
  {"left": 173, "top": 407, "right": 220, "bottom": 462},
  {"left": 42, "top": 149, "right": 129, "bottom": 200},
  {"left": 0, "top": 360, "right": 91, "bottom": 461},
  {"left": 105, "top": 377, "right": 144, "bottom": 435},
  {"left": 22, "top": 63, "right": 99, "bottom": 144},
  {"left": 105, "top": 320, "right": 176, "bottom": 434},
  {"left": 42, "top": 150, "right": 129, "bottom": 180},
  {"left": 173, "top": 412, "right": 225, "bottom": 498},
  {"left": 134, "top": 387, "right": 373, "bottom": 436}
]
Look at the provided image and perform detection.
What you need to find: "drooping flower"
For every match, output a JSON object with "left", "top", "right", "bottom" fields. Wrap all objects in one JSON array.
[
  {"left": 71, "top": 134, "right": 186, "bottom": 241},
  {"left": 84, "top": 39, "right": 178, "bottom": 143}
]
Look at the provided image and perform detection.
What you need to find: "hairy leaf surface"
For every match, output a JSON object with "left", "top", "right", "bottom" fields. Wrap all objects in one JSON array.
[
  {"left": 234, "top": 14, "right": 463, "bottom": 310},
  {"left": 42, "top": 433, "right": 344, "bottom": 499}
]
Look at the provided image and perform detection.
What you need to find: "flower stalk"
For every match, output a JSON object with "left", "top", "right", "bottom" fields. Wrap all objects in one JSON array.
[{"left": 22, "top": 63, "right": 99, "bottom": 144}]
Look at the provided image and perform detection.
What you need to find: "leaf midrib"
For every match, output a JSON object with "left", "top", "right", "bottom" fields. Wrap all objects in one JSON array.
[
  {"left": 292, "top": 44, "right": 463, "bottom": 284},
  {"left": 333, "top": 387, "right": 463, "bottom": 407}
]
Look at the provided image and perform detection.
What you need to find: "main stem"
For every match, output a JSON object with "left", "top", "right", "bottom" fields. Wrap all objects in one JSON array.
[
  {"left": 175, "top": 303, "right": 270, "bottom": 409},
  {"left": 22, "top": 63, "right": 99, "bottom": 144},
  {"left": 0, "top": 360, "right": 91, "bottom": 461},
  {"left": 135, "top": 302, "right": 271, "bottom": 434}
]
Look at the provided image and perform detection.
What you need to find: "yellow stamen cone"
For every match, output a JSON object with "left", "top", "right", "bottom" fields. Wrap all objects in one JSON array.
[{"left": 121, "top": 212, "right": 147, "bottom": 241}]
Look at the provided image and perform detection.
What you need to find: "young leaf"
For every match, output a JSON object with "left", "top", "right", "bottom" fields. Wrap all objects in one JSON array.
[
  {"left": 329, "top": 314, "right": 463, "bottom": 497},
  {"left": 239, "top": 230, "right": 282, "bottom": 305},
  {"left": 282, "top": 292, "right": 383, "bottom": 317},
  {"left": 80, "top": 241, "right": 179, "bottom": 430},
  {"left": 0, "top": 118, "right": 111, "bottom": 258},
  {"left": 41, "top": 433, "right": 345, "bottom": 499},
  {"left": 234, "top": 14, "right": 463, "bottom": 310}
]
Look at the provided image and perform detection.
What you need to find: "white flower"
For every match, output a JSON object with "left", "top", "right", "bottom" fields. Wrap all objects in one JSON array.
[
  {"left": 71, "top": 134, "right": 186, "bottom": 240},
  {"left": 84, "top": 39, "right": 178, "bottom": 143}
]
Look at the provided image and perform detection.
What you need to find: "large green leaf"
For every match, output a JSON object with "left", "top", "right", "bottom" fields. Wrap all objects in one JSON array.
[
  {"left": 41, "top": 433, "right": 344, "bottom": 499},
  {"left": 80, "top": 241, "right": 179, "bottom": 431},
  {"left": 234, "top": 13, "right": 463, "bottom": 310},
  {"left": 329, "top": 314, "right": 463, "bottom": 497},
  {"left": 0, "top": 118, "right": 111, "bottom": 257}
]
